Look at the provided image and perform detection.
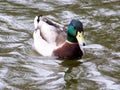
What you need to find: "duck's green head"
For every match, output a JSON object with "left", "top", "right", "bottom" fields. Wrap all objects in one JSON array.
[{"left": 67, "top": 19, "right": 85, "bottom": 46}]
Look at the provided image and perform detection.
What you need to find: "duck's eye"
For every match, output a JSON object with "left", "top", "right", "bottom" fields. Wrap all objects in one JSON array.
[{"left": 74, "top": 26, "right": 76, "bottom": 29}]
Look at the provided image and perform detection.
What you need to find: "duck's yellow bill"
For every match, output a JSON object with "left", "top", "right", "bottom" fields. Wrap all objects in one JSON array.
[{"left": 76, "top": 31, "right": 86, "bottom": 46}]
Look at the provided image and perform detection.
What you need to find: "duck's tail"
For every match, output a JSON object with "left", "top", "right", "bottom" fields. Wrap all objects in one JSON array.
[{"left": 40, "top": 16, "right": 67, "bottom": 32}]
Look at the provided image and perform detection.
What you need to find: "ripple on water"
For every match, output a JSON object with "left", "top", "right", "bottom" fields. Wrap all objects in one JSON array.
[{"left": 3, "top": 59, "right": 66, "bottom": 90}]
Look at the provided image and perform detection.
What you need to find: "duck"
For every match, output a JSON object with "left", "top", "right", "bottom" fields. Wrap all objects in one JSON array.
[{"left": 33, "top": 15, "right": 85, "bottom": 59}]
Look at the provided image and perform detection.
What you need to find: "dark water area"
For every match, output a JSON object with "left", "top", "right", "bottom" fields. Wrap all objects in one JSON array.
[{"left": 0, "top": 0, "right": 120, "bottom": 90}]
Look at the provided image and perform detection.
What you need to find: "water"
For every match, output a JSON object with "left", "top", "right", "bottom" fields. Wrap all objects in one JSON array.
[{"left": 0, "top": 0, "right": 120, "bottom": 90}]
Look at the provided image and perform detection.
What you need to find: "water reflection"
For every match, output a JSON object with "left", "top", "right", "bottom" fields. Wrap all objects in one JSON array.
[{"left": 0, "top": 0, "right": 120, "bottom": 90}]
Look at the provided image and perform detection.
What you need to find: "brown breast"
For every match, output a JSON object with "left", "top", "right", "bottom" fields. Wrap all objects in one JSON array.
[{"left": 53, "top": 42, "right": 83, "bottom": 59}]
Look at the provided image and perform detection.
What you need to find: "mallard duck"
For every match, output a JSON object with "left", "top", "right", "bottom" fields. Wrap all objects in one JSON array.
[{"left": 33, "top": 15, "right": 85, "bottom": 59}]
